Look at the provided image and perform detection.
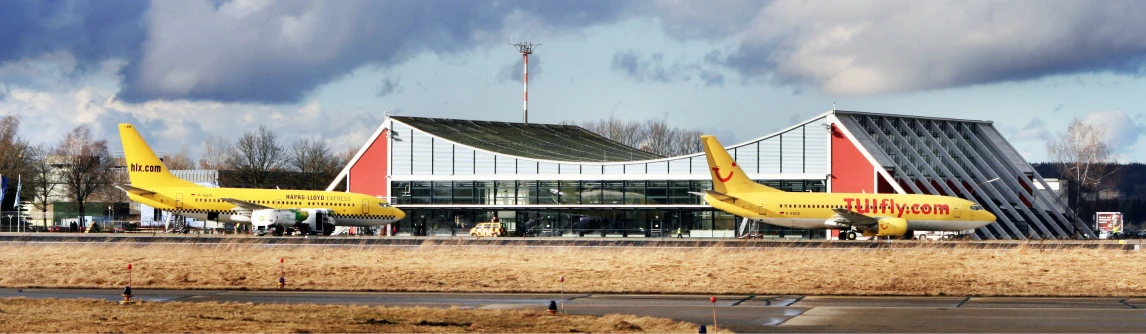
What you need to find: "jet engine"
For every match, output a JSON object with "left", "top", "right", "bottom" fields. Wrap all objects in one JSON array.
[{"left": 862, "top": 218, "right": 908, "bottom": 237}]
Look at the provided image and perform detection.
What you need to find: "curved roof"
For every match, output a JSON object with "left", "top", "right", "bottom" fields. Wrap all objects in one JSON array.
[{"left": 391, "top": 116, "right": 662, "bottom": 162}]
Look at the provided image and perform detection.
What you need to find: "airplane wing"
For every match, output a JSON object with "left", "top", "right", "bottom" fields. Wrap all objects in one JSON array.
[
  {"left": 830, "top": 208, "right": 880, "bottom": 226},
  {"left": 220, "top": 198, "right": 273, "bottom": 211},
  {"left": 115, "top": 184, "right": 156, "bottom": 195}
]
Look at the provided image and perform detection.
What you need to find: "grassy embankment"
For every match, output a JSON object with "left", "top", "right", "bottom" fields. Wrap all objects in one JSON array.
[
  {"left": 0, "top": 241, "right": 1143, "bottom": 296},
  {"left": 0, "top": 298, "right": 702, "bottom": 333}
]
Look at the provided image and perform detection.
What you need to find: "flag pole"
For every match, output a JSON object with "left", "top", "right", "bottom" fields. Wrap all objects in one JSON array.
[{"left": 16, "top": 175, "right": 21, "bottom": 233}]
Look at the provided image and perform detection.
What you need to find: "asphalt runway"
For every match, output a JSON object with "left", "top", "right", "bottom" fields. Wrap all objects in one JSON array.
[{"left": 4, "top": 289, "right": 1145, "bottom": 332}]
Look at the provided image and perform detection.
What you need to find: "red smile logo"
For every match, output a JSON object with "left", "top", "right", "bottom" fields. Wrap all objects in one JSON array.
[
  {"left": 879, "top": 222, "right": 889, "bottom": 230},
  {"left": 712, "top": 162, "right": 737, "bottom": 183}
]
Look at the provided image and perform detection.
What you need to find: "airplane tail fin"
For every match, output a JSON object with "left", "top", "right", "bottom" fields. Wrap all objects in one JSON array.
[
  {"left": 118, "top": 124, "right": 200, "bottom": 188},
  {"left": 701, "top": 135, "right": 783, "bottom": 194}
]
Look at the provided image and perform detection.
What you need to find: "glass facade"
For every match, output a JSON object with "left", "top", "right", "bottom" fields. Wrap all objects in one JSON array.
[
  {"left": 392, "top": 179, "right": 825, "bottom": 238},
  {"left": 391, "top": 180, "right": 824, "bottom": 206}
]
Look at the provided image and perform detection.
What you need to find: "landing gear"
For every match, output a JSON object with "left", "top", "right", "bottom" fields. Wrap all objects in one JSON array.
[{"left": 840, "top": 230, "right": 857, "bottom": 240}]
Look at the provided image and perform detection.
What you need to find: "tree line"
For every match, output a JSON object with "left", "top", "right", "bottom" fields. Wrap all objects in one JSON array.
[
  {"left": 0, "top": 115, "right": 353, "bottom": 226},
  {"left": 565, "top": 117, "right": 703, "bottom": 157}
]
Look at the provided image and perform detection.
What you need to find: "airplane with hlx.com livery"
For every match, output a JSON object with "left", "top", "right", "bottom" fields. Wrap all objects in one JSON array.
[
  {"left": 699, "top": 135, "right": 995, "bottom": 240},
  {"left": 117, "top": 124, "right": 405, "bottom": 236}
]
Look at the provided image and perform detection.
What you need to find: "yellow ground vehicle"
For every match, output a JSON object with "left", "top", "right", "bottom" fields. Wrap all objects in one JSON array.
[{"left": 470, "top": 222, "right": 506, "bottom": 237}]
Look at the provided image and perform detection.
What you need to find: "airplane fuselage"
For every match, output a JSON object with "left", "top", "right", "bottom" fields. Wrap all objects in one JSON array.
[
  {"left": 705, "top": 191, "right": 994, "bottom": 232},
  {"left": 129, "top": 187, "right": 403, "bottom": 227}
]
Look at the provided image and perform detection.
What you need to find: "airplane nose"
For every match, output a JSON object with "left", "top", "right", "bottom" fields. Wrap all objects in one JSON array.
[
  {"left": 984, "top": 211, "right": 997, "bottom": 222},
  {"left": 396, "top": 209, "right": 406, "bottom": 221}
]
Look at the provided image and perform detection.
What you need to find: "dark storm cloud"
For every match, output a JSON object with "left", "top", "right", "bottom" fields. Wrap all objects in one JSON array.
[
  {"left": 10, "top": 0, "right": 1146, "bottom": 103},
  {"left": 612, "top": 50, "right": 727, "bottom": 87},
  {"left": 698, "top": 71, "right": 725, "bottom": 87},
  {"left": 611, "top": 51, "right": 685, "bottom": 83},
  {"left": 377, "top": 76, "right": 403, "bottom": 98},
  {"left": 117, "top": 0, "right": 637, "bottom": 104},
  {"left": 0, "top": 0, "right": 148, "bottom": 69},
  {"left": 496, "top": 55, "right": 543, "bottom": 83}
]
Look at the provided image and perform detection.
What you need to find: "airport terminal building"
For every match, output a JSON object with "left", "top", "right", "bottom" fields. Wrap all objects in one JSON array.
[{"left": 329, "top": 111, "right": 1094, "bottom": 240}]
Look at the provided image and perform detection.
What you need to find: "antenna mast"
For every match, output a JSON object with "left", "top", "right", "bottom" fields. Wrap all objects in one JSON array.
[{"left": 511, "top": 41, "right": 540, "bottom": 124}]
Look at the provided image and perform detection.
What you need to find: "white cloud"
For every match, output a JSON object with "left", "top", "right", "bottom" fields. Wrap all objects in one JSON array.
[
  {"left": 1081, "top": 110, "right": 1145, "bottom": 153},
  {"left": 668, "top": 0, "right": 1146, "bottom": 94},
  {"left": 1014, "top": 118, "right": 1049, "bottom": 142},
  {"left": 0, "top": 81, "right": 383, "bottom": 161}
]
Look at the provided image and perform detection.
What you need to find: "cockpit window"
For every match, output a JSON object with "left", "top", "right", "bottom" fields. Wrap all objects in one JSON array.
[
  {"left": 378, "top": 202, "right": 391, "bottom": 208},
  {"left": 970, "top": 205, "right": 982, "bottom": 211}
]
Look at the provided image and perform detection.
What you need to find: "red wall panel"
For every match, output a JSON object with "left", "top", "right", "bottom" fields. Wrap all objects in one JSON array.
[
  {"left": 830, "top": 124, "right": 876, "bottom": 193},
  {"left": 349, "top": 129, "right": 389, "bottom": 198}
]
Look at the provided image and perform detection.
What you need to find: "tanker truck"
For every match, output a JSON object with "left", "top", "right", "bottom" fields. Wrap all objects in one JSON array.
[{"left": 251, "top": 208, "right": 336, "bottom": 236}]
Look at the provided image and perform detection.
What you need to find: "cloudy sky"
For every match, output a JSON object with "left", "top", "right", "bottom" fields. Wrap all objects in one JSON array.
[{"left": 3, "top": 0, "right": 1146, "bottom": 163}]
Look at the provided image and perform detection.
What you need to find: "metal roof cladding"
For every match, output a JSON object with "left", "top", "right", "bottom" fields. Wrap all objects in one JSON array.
[{"left": 391, "top": 116, "right": 663, "bottom": 162}]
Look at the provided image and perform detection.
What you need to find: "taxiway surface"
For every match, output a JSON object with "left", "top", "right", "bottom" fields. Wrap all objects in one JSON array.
[{"left": 3, "top": 289, "right": 1145, "bottom": 332}]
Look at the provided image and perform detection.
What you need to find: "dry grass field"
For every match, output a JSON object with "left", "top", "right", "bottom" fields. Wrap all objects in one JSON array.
[
  {"left": 0, "top": 298, "right": 701, "bottom": 333},
  {"left": 0, "top": 241, "right": 1144, "bottom": 296}
]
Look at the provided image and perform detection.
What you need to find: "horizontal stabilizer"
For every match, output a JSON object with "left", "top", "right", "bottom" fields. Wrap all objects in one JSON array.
[
  {"left": 116, "top": 184, "right": 156, "bottom": 195},
  {"left": 702, "top": 190, "right": 741, "bottom": 202}
]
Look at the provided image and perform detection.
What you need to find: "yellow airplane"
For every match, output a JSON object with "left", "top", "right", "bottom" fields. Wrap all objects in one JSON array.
[
  {"left": 116, "top": 124, "right": 405, "bottom": 236},
  {"left": 700, "top": 135, "right": 995, "bottom": 240}
]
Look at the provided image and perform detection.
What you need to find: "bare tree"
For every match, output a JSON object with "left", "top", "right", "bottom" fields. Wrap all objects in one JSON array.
[
  {"left": 198, "top": 136, "right": 232, "bottom": 169},
  {"left": 671, "top": 129, "right": 704, "bottom": 156},
  {"left": 25, "top": 145, "right": 58, "bottom": 227},
  {"left": 0, "top": 114, "right": 32, "bottom": 179},
  {"left": 574, "top": 117, "right": 645, "bottom": 148},
  {"left": 0, "top": 115, "right": 33, "bottom": 225},
  {"left": 339, "top": 147, "right": 357, "bottom": 166},
  {"left": 570, "top": 117, "right": 704, "bottom": 157},
  {"left": 642, "top": 120, "right": 674, "bottom": 156},
  {"left": 225, "top": 126, "right": 286, "bottom": 188},
  {"left": 1047, "top": 118, "right": 1118, "bottom": 232},
  {"left": 288, "top": 138, "right": 344, "bottom": 190},
  {"left": 56, "top": 125, "right": 114, "bottom": 229},
  {"left": 161, "top": 145, "right": 195, "bottom": 170},
  {"left": 92, "top": 168, "right": 129, "bottom": 221}
]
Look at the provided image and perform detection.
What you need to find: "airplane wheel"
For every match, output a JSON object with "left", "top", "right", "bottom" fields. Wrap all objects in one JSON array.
[{"left": 847, "top": 231, "right": 857, "bottom": 240}]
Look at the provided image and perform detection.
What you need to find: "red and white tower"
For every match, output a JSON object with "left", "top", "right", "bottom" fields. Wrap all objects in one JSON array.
[{"left": 512, "top": 41, "right": 540, "bottom": 124}]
